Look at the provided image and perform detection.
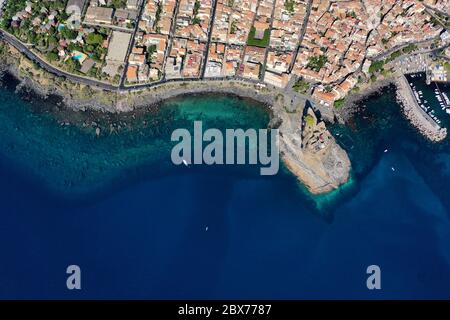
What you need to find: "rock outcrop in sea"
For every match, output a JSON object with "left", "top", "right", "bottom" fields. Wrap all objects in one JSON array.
[
  {"left": 0, "top": 42, "right": 352, "bottom": 195},
  {"left": 274, "top": 101, "right": 351, "bottom": 194}
]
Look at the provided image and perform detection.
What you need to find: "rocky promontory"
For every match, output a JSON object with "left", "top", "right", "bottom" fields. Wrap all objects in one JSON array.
[
  {"left": 1, "top": 41, "right": 351, "bottom": 195},
  {"left": 274, "top": 101, "right": 351, "bottom": 194}
]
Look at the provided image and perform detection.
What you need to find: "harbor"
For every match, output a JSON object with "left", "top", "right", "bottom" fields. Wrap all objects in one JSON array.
[
  {"left": 396, "top": 73, "right": 447, "bottom": 142},
  {"left": 434, "top": 82, "right": 450, "bottom": 114}
]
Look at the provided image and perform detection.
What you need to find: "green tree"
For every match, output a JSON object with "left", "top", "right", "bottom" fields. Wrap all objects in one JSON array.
[
  {"left": 285, "top": 0, "right": 295, "bottom": 13},
  {"left": 86, "top": 33, "right": 104, "bottom": 45},
  {"left": 46, "top": 51, "right": 59, "bottom": 62},
  {"left": 111, "top": 0, "right": 127, "bottom": 9},
  {"left": 48, "top": 35, "right": 58, "bottom": 46},
  {"left": 368, "top": 60, "right": 385, "bottom": 73},
  {"left": 293, "top": 79, "right": 310, "bottom": 93},
  {"left": 61, "top": 27, "right": 78, "bottom": 40},
  {"left": 334, "top": 98, "right": 345, "bottom": 109},
  {"left": 307, "top": 55, "right": 328, "bottom": 72},
  {"left": 146, "top": 44, "right": 157, "bottom": 63}
]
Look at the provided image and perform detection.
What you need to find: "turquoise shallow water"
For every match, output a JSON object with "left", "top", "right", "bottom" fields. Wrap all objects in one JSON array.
[{"left": 0, "top": 73, "right": 449, "bottom": 299}]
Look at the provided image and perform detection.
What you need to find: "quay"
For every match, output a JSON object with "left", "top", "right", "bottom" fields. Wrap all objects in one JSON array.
[
  {"left": 434, "top": 82, "right": 450, "bottom": 112},
  {"left": 396, "top": 75, "right": 447, "bottom": 142}
]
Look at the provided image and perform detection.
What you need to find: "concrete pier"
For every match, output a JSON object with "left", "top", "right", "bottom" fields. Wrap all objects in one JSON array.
[{"left": 395, "top": 75, "right": 447, "bottom": 142}]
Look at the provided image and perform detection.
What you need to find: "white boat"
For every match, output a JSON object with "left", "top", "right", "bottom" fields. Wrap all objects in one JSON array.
[
  {"left": 205, "top": 226, "right": 209, "bottom": 231},
  {"left": 442, "top": 93, "right": 450, "bottom": 106},
  {"left": 446, "top": 109, "right": 450, "bottom": 114},
  {"left": 182, "top": 159, "right": 189, "bottom": 166},
  {"left": 391, "top": 167, "right": 396, "bottom": 172},
  {"left": 384, "top": 149, "right": 388, "bottom": 153}
]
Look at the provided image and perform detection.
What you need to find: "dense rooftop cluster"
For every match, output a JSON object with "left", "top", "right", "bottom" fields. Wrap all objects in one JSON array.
[
  {"left": 297, "top": 0, "right": 445, "bottom": 106},
  {"left": 0, "top": 0, "right": 448, "bottom": 102}
]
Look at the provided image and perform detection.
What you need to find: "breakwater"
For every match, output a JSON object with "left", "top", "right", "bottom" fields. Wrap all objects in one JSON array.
[{"left": 395, "top": 75, "right": 447, "bottom": 142}]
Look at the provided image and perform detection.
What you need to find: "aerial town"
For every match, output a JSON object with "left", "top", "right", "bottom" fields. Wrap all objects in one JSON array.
[{"left": 0, "top": 0, "right": 448, "bottom": 106}]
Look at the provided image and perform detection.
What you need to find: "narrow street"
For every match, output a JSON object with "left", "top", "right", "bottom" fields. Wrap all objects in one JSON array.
[
  {"left": 200, "top": 0, "right": 219, "bottom": 79},
  {"left": 119, "top": 0, "right": 147, "bottom": 89}
]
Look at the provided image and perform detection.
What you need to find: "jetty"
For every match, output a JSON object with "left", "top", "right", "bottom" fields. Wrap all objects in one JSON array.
[{"left": 396, "top": 75, "right": 447, "bottom": 142}]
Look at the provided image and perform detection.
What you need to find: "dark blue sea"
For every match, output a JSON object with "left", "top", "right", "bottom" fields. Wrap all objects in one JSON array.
[{"left": 0, "top": 73, "right": 449, "bottom": 299}]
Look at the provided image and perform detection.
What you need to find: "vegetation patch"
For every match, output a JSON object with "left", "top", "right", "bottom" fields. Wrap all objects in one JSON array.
[
  {"left": 285, "top": 0, "right": 295, "bottom": 13},
  {"left": 334, "top": 98, "right": 346, "bottom": 109},
  {"left": 0, "top": 1, "right": 112, "bottom": 80},
  {"left": 369, "top": 60, "right": 385, "bottom": 74},
  {"left": 247, "top": 27, "right": 270, "bottom": 47},
  {"left": 307, "top": 55, "right": 328, "bottom": 72},
  {"left": 444, "top": 62, "right": 450, "bottom": 73},
  {"left": 304, "top": 114, "right": 315, "bottom": 126},
  {"left": 292, "top": 79, "right": 310, "bottom": 93}
]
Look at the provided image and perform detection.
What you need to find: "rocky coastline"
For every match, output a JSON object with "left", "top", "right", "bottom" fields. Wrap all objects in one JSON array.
[
  {"left": 273, "top": 101, "right": 351, "bottom": 195},
  {"left": 335, "top": 78, "right": 396, "bottom": 123},
  {"left": 0, "top": 44, "right": 353, "bottom": 195}
]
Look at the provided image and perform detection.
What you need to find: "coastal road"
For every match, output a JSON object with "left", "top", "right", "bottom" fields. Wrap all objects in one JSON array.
[
  {"left": 423, "top": 3, "right": 450, "bottom": 19},
  {"left": 370, "top": 38, "right": 438, "bottom": 62},
  {"left": 0, "top": 30, "right": 120, "bottom": 91},
  {"left": 0, "top": 26, "right": 273, "bottom": 93}
]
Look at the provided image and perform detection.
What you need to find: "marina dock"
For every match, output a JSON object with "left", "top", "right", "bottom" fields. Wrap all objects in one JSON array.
[
  {"left": 434, "top": 83, "right": 450, "bottom": 113},
  {"left": 396, "top": 75, "right": 447, "bottom": 142}
]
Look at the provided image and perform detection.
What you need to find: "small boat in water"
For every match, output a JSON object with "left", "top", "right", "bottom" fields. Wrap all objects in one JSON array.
[
  {"left": 384, "top": 149, "right": 388, "bottom": 153},
  {"left": 442, "top": 93, "right": 450, "bottom": 106},
  {"left": 182, "top": 159, "right": 189, "bottom": 166},
  {"left": 391, "top": 167, "right": 396, "bottom": 172}
]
